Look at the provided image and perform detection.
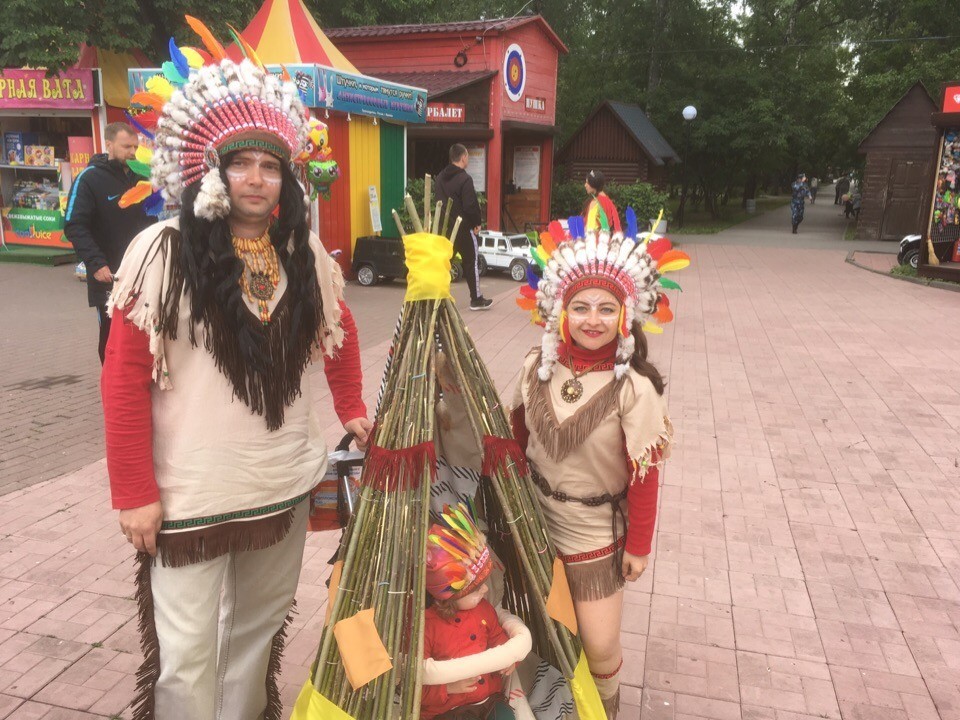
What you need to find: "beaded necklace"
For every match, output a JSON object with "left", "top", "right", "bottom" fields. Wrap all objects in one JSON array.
[{"left": 231, "top": 228, "right": 280, "bottom": 324}]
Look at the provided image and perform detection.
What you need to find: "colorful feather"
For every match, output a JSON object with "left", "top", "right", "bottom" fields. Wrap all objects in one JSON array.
[
  {"left": 180, "top": 47, "right": 206, "bottom": 69},
  {"left": 657, "top": 249, "right": 691, "bottom": 273},
  {"left": 526, "top": 264, "right": 540, "bottom": 289},
  {"left": 129, "top": 110, "right": 158, "bottom": 130},
  {"left": 653, "top": 304, "right": 674, "bottom": 324},
  {"left": 135, "top": 146, "right": 153, "bottom": 165},
  {"left": 126, "top": 159, "right": 152, "bottom": 179},
  {"left": 641, "top": 321, "right": 664, "bottom": 335},
  {"left": 659, "top": 277, "right": 682, "bottom": 291},
  {"left": 646, "top": 237, "right": 672, "bottom": 261},
  {"left": 143, "top": 190, "right": 165, "bottom": 216},
  {"left": 168, "top": 38, "right": 190, "bottom": 80},
  {"left": 118, "top": 181, "right": 153, "bottom": 208},
  {"left": 548, "top": 220, "right": 565, "bottom": 242},
  {"left": 185, "top": 15, "right": 227, "bottom": 61},
  {"left": 539, "top": 231, "right": 557, "bottom": 255},
  {"left": 625, "top": 206, "right": 638, "bottom": 238},
  {"left": 130, "top": 91, "right": 166, "bottom": 112},
  {"left": 124, "top": 112, "right": 154, "bottom": 141},
  {"left": 145, "top": 75, "right": 175, "bottom": 101},
  {"left": 161, "top": 61, "right": 187, "bottom": 86},
  {"left": 516, "top": 295, "right": 537, "bottom": 311},
  {"left": 227, "top": 23, "right": 265, "bottom": 71},
  {"left": 519, "top": 285, "right": 537, "bottom": 299}
]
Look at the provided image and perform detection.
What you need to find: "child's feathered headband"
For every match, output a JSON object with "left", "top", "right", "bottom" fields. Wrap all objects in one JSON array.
[
  {"left": 119, "top": 16, "right": 310, "bottom": 221},
  {"left": 516, "top": 207, "right": 690, "bottom": 380},
  {"left": 425, "top": 502, "right": 494, "bottom": 601}
]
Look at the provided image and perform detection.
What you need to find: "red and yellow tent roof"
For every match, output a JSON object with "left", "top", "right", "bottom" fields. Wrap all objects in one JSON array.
[{"left": 227, "top": 0, "right": 359, "bottom": 71}]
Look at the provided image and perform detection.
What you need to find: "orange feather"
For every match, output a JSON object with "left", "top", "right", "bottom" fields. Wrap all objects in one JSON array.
[
  {"left": 227, "top": 23, "right": 265, "bottom": 70},
  {"left": 118, "top": 181, "right": 153, "bottom": 208},
  {"left": 130, "top": 92, "right": 165, "bottom": 112},
  {"left": 539, "top": 231, "right": 557, "bottom": 255},
  {"left": 516, "top": 295, "right": 537, "bottom": 311},
  {"left": 185, "top": 15, "right": 226, "bottom": 61}
]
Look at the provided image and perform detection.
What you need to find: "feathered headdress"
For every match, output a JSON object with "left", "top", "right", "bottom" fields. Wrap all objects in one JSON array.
[
  {"left": 517, "top": 207, "right": 689, "bottom": 380},
  {"left": 425, "top": 502, "right": 494, "bottom": 601},
  {"left": 120, "top": 16, "right": 310, "bottom": 221}
]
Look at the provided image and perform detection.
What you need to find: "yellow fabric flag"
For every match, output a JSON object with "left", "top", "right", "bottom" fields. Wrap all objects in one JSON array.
[
  {"left": 404, "top": 232, "right": 453, "bottom": 302},
  {"left": 290, "top": 681, "right": 356, "bottom": 720},
  {"left": 570, "top": 650, "right": 606, "bottom": 720}
]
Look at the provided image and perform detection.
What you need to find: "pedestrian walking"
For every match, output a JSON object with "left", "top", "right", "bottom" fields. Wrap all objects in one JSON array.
[
  {"left": 791, "top": 173, "right": 812, "bottom": 234},
  {"left": 435, "top": 144, "right": 492, "bottom": 310},
  {"left": 100, "top": 20, "right": 371, "bottom": 719},
  {"left": 64, "top": 122, "right": 153, "bottom": 363},
  {"left": 835, "top": 174, "right": 850, "bottom": 205},
  {"left": 583, "top": 170, "right": 622, "bottom": 232},
  {"left": 809, "top": 176, "right": 819, "bottom": 204}
]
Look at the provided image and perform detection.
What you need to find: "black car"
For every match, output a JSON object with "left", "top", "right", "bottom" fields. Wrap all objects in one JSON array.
[
  {"left": 351, "top": 235, "right": 462, "bottom": 287},
  {"left": 897, "top": 234, "right": 922, "bottom": 269}
]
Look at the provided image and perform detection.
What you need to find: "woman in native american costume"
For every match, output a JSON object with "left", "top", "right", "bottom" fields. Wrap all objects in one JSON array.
[{"left": 511, "top": 212, "right": 686, "bottom": 718}]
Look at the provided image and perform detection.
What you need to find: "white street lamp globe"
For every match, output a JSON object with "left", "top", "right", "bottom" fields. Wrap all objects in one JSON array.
[{"left": 682, "top": 105, "right": 698, "bottom": 121}]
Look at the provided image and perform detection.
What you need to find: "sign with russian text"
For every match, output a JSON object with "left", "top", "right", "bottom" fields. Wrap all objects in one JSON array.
[
  {"left": 68, "top": 136, "right": 94, "bottom": 180},
  {"left": 0, "top": 69, "right": 96, "bottom": 110},
  {"left": 943, "top": 85, "right": 960, "bottom": 113},
  {"left": 525, "top": 97, "right": 546, "bottom": 113},
  {"left": 427, "top": 103, "right": 465, "bottom": 123}
]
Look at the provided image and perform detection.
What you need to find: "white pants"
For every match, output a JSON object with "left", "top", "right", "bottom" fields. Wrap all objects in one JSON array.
[{"left": 149, "top": 501, "right": 308, "bottom": 720}]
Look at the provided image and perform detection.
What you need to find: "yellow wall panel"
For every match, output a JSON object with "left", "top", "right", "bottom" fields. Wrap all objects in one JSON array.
[{"left": 347, "top": 117, "right": 381, "bottom": 248}]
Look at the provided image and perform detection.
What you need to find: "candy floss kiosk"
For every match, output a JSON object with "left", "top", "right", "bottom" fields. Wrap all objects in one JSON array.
[
  {"left": 0, "top": 68, "right": 104, "bottom": 253},
  {"left": 920, "top": 81, "right": 960, "bottom": 282}
]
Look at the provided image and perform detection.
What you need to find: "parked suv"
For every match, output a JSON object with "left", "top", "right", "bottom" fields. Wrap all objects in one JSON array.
[{"left": 477, "top": 231, "right": 530, "bottom": 282}]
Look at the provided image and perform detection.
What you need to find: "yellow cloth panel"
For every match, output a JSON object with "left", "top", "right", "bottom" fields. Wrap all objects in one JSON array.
[
  {"left": 99, "top": 48, "right": 144, "bottom": 108},
  {"left": 570, "top": 650, "right": 606, "bottom": 720},
  {"left": 348, "top": 116, "right": 381, "bottom": 248},
  {"left": 290, "top": 681, "right": 356, "bottom": 720},
  {"left": 256, "top": 0, "right": 302, "bottom": 63},
  {"left": 403, "top": 232, "right": 453, "bottom": 301}
]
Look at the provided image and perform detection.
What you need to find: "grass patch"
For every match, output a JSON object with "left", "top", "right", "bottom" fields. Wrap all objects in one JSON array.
[
  {"left": 890, "top": 263, "right": 960, "bottom": 286},
  {"left": 669, "top": 195, "right": 790, "bottom": 234}
]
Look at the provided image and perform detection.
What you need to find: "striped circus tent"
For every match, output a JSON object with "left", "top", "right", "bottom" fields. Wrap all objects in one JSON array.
[{"left": 228, "top": 0, "right": 406, "bottom": 262}]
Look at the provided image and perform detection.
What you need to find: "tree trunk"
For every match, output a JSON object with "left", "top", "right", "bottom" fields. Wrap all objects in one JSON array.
[
  {"left": 742, "top": 172, "right": 757, "bottom": 208},
  {"left": 645, "top": 0, "right": 669, "bottom": 110}
]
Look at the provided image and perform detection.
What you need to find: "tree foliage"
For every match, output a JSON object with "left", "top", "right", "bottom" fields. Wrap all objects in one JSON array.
[{"left": 5, "top": 0, "right": 958, "bottom": 216}]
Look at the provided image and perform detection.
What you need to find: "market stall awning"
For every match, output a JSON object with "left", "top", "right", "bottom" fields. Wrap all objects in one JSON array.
[
  {"left": 76, "top": 44, "right": 151, "bottom": 108},
  {"left": 226, "top": 0, "right": 358, "bottom": 72}
]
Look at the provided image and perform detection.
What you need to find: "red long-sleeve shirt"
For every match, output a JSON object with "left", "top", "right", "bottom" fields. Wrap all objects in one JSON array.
[
  {"left": 101, "top": 301, "right": 366, "bottom": 510},
  {"left": 510, "top": 403, "right": 659, "bottom": 556},
  {"left": 420, "top": 599, "right": 509, "bottom": 719}
]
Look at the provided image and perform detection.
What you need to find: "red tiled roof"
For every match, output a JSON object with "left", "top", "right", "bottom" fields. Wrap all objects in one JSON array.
[
  {"left": 327, "top": 16, "right": 567, "bottom": 52},
  {"left": 375, "top": 70, "right": 496, "bottom": 96}
]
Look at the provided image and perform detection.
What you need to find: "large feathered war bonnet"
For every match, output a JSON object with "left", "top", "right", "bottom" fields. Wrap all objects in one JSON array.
[
  {"left": 517, "top": 207, "right": 691, "bottom": 380},
  {"left": 119, "top": 16, "right": 312, "bottom": 220}
]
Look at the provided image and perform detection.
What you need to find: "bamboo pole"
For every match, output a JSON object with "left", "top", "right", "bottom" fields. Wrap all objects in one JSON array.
[
  {"left": 392, "top": 209, "right": 407, "bottom": 237},
  {"left": 423, "top": 174, "right": 432, "bottom": 231},
  {"left": 404, "top": 195, "right": 423, "bottom": 233}
]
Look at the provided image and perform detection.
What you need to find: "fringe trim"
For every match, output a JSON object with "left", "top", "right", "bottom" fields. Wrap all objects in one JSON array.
[
  {"left": 481, "top": 435, "right": 529, "bottom": 477},
  {"left": 264, "top": 601, "right": 296, "bottom": 720},
  {"left": 155, "top": 509, "right": 296, "bottom": 569},
  {"left": 600, "top": 688, "right": 620, "bottom": 719},
  {"left": 132, "top": 553, "right": 160, "bottom": 720},
  {"left": 627, "top": 418, "right": 674, "bottom": 486},
  {"left": 363, "top": 441, "right": 437, "bottom": 492},
  {"left": 563, "top": 549, "right": 625, "bottom": 602},
  {"left": 524, "top": 353, "right": 624, "bottom": 464}
]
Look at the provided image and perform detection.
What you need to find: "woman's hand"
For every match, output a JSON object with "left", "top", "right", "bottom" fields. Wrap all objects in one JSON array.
[
  {"left": 622, "top": 551, "right": 649, "bottom": 582},
  {"left": 343, "top": 417, "right": 373, "bottom": 450},
  {"left": 119, "top": 501, "right": 163, "bottom": 557},
  {"left": 446, "top": 676, "right": 480, "bottom": 695}
]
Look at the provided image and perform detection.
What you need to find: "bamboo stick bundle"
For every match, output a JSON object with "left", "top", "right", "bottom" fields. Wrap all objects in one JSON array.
[{"left": 300, "top": 180, "right": 592, "bottom": 720}]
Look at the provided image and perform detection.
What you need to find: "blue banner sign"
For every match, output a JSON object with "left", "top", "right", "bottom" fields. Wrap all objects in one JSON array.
[{"left": 129, "top": 64, "right": 427, "bottom": 124}]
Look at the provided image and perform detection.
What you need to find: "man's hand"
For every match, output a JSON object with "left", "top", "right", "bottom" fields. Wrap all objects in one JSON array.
[
  {"left": 446, "top": 676, "right": 480, "bottom": 695},
  {"left": 93, "top": 267, "right": 114, "bottom": 284},
  {"left": 119, "top": 501, "right": 163, "bottom": 557},
  {"left": 343, "top": 417, "right": 373, "bottom": 450},
  {"left": 622, "top": 551, "right": 649, "bottom": 582}
]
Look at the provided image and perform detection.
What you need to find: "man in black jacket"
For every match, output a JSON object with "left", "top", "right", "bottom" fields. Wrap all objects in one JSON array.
[
  {"left": 65, "top": 122, "right": 153, "bottom": 363},
  {"left": 435, "top": 143, "right": 492, "bottom": 310}
]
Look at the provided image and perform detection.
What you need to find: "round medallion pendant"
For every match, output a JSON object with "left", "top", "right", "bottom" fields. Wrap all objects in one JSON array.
[
  {"left": 249, "top": 271, "right": 275, "bottom": 301},
  {"left": 560, "top": 378, "right": 584, "bottom": 404}
]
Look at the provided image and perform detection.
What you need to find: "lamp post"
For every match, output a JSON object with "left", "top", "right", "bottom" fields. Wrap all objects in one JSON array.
[{"left": 678, "top": 104, "right": 697, "bottom": 229}]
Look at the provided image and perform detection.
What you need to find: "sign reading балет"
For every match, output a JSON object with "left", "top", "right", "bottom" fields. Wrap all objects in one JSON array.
[{"left": 0, "top": 69, "right": 96, "bottom": 110}]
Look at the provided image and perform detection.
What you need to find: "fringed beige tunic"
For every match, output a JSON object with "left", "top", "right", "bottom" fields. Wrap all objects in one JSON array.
[{"left": 514, "top": 350, "right": 671, "bottom": 601}]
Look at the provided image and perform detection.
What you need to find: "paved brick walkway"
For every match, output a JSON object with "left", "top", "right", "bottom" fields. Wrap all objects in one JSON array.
[{"left": 3, "top": 198, "right": 960, "bottom": 719}]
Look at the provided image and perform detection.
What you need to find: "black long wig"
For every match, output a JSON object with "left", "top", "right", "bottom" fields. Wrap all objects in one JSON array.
[{"left": 164, "top": 155, "right": 325, "bottom": 430}]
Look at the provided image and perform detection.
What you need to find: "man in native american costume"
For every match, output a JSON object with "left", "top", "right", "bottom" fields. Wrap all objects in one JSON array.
[
  {"left": 512, "top": 213, "right": 687, "bottom": 717},
  {"left": 100, "top": 19, "right": 370, "bottom": 720}
]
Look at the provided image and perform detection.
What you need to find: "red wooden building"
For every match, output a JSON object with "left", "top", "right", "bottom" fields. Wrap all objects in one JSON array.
[{"left": 328, "top": 16, "right": 567, "bottom": 231}]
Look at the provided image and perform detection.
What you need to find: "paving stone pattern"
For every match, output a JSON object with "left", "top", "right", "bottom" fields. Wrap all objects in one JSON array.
[{"left": 2, "top": 199, "right": 960, "bottom": 718}]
